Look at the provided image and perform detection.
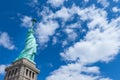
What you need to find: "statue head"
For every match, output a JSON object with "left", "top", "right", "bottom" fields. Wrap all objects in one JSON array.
[{"left": 31, "top": 18, "right": 37, "bottom": 28}]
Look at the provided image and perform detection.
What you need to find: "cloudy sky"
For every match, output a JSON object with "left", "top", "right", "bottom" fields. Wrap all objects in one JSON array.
[{"left": 0, "top": 0, "right": 120, "bottom": 80}]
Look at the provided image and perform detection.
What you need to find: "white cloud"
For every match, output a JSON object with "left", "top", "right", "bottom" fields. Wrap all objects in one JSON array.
[
  {"left": 33, "top": 0, "right": 38, "bottom": 3},
  {"left": 60, "top": 6, "right": 120, "bottom": 64},
  {"left": 39, "top": 7, "right": 54, "bottom": 21},
  {"left": 36, "top": 5, "right": 82, "bottom": 46},
  {"left": 61, "top": 26, "right": 120, "bottom": 64},
  {"left": 46, "top": 63, "right": 111, "bottom": 80},
  {"left": 46, "top": 4, "right": 120, "bottom": 80},
  {"left": 64, "top": 22, "right": 81, "bottom": 41},
  {"left": 0, "top": 32, "right": 15, "bottom": 50},
  {"left": 47, "top": 0, "right": 66, "bottom": 7},
  {"left": 82, "top": 66, "right": 100, "bottom": 74},
  {"left": 0, "top": 65, "right": 7, "bottom": 75},
  {"left": 64, "top": 28, "right": 77, "bottom": 41},
  {"left": 52, "top": 37, "right": 57, "bottom": 45},
  {"left": 34, "top": 1, "right": 120, "bottom": 79},
  {"left": 36, "top": 5, "right": 81, "bottom": 46},
  {"left": 112, "top": 7, "right": 120, "bottom": 12},
  {"left": 65, "top": 28, "right": 74, "bottom": 34},
  {"left": 36, "top": 20, "right": 59, "bottom": 45},
  {"left": 35, "top": 7, "right": 60, "bottom": 46},
  {"left": 27, "top": 0, "right": 38, "bottom": 7},
  {"left": 70, "top": 23, "right": 81, "bottom": 28},
  {"left": 53, "top": 5, "right": 82, "bottom": 22},
  {"left": 68, "top": 32, "right": 77, "bottom": 41},
  {"left": 21, "top": 16, "right": 32, "bottom": 28},
  {"left": 40, "top": 5, "right": 79, "bottom": 22},
  {"left": 113, "top": 0, "right": 119, "bottom": 2},
  {"left": 54, "top": 7, "right": 72, "bottom": 21},
  {"left": 97, "top": 0, "right": 109, "bottom": 8},
  {"left": 62, "top": 40, "right": 68, "bottom": 47},
  {"left": 76, "top": 5, "right": 107, "bottom": 23},
  {"left": 84, "top": 0, "right": 89, "bottom": 2}
]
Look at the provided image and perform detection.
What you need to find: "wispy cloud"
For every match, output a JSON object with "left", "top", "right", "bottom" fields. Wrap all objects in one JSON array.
[
  {"left": 97, "top": 0, "right": 109, "bottom": 8},
  {"left": 21, "top": 16, "right": 32, "bottom": 28},
  {"left": 36, "top": 20, "right": 59, "bottom": 46},
  {"left": 113, "top": 0, "right": 119, "bottom": 2},
  {"left": 47, "top": 0, "right": 67, "bottom": 8},
  {"left": 21, "top": 0, "right": 120, "bottom": 80},
  {"left": 0, "top": 64, "right": 8, "bottom": 75},
  {"left": 27, "top": 0, "right": 38, "bottom": 7},
  {"left": 84, "top": 0, "right": 89, "bottom": 2},
  {"left": 46, "top": 63, "right": 111, "bottom": 80},
  {"left": 54, "top": 6, "right": 73, "bottom": 21},
  {"left": 0, "top": 32, "right": 15, "bottom": 50},
  {"left": 112, "top": 7, "right": 120, "bottom": 12},
  {"left": 44, "top": 4, "right": 120, "bottom": 80}
]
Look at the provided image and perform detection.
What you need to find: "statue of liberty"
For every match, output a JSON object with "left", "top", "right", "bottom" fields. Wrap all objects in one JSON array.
[{"left": 15, "top": 19, "right": 37, "bottom": 64}]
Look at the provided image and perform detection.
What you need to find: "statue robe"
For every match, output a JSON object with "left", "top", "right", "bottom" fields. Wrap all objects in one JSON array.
[{"left": 15, "top": 28, "right": 37, "bottom": 64}]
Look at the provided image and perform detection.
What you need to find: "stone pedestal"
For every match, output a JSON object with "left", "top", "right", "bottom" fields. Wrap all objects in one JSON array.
[{"left": 4, "top": 58, "right": 40, "bottom": 80}]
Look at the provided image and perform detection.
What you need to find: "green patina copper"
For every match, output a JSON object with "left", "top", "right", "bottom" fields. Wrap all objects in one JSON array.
[{"left": 15, "top": 19, "right": 37, "bottom": 64}]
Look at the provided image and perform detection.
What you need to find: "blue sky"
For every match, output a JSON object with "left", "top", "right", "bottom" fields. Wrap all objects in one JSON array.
[{"left": 0, "top": 0, "right": 120, "bottom": 80}]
